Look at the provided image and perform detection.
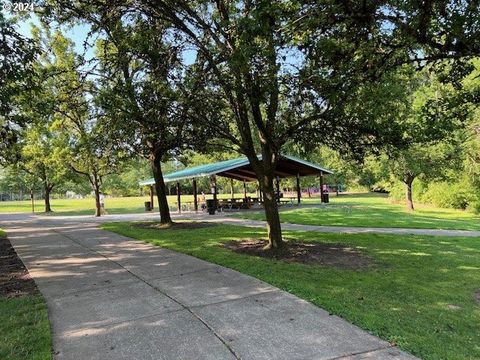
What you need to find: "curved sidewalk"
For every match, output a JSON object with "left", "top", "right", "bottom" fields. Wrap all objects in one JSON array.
[
  {"left": 208, "top": 217, "right": 480, "bottom": 237},
  {"left": 2, "top": 216, "right": 416, "bottom": 360}
]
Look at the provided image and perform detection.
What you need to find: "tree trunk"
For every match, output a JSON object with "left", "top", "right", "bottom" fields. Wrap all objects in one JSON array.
[
  {"left": 94, "top": 186, "right": 101, "bottom": 217},
  {"left": 405, "top": 175, "right": 415, "bottom": 211},
  {"left": 261, "top": 171, "right": 284, "bottom": 250},
  {"left": 151, "top": 155, "right": 173, "bottom": 225},
  {"left": 44, "top": 184, "right": 53, "bottom": 213}
]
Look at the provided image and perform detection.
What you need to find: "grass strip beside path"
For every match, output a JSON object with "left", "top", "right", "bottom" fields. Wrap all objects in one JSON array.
[
  {"left": 0, "top": 229, "right": 52, "bottom": 360},
  {"left": 102, "top": 222, "right": 480, "bottom": 360}
]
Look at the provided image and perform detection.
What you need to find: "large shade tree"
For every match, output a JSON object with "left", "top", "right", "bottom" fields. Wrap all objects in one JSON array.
[
  {"left": 43, "top": 4, "right": 208, "bottom": 225},
  {"left": 133, "top": 1, "right": 421, "bottom": 249},
  {"left": 95, "top": 14, "right": 203, "bottom": 225},
  {"left": 69, "top": 118, "right": 126, "bottom": 217},
  {"left": 42, "top": 30, "right": 126, "bottom": 216},
  {"left": 389, "top": 70, "right": 468, "bottom": 211},
  {"left": 0, "top": 15, "right": 37, "bottom": 164},
  {"left": 13, "top": 26, "right": 73, "bottom": 212},
  {"left": 18, "top": 120, "right": 70, "bottom": 212}
]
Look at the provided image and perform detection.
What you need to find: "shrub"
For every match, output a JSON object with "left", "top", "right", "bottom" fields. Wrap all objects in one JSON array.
[
  {"left": 421, "top": 182, "right": 473, "bottom": 210},
  {"left": 387, "top": 178, "right": 426, "bottom": 203},
  {"left": 468, "top": 201, "right": 480, "bottom": 214}
]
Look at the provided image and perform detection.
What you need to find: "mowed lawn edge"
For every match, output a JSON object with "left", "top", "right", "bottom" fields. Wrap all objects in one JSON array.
[
  {"left": 0, "top": 229, "right": 52, "bottom": 360},
  {"left": 101, "top": 222, "right": 480, "bottom": 360}
]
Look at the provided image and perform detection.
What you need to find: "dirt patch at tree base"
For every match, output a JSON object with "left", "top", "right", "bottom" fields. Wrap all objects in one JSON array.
[
  {"left": 224, "top": 239, "right": 374, "bottom": 270},
  {"left": 0, "top": 234, "right": 39, "bottom": 298},
  {"left": 134, "top": 221, "right": 218, "bottom": 231}
]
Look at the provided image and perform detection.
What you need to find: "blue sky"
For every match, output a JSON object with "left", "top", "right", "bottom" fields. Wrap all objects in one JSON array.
[
  {"left": 15, "top": 12, "right": 94, "bottom": 58},
  {"left": 15, "top": 13, "right": 198, "bottom": 65}
]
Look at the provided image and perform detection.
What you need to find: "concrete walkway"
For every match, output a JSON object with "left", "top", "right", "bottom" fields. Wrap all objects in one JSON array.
[
  {"left": 1, "top": 214, "right": 416, "bottom": 360},
  {"left": 210, "top": 217, "right": 480, "bottom": 237}
]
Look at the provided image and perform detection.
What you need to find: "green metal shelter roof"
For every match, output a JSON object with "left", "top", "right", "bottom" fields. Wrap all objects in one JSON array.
[{"left": 139, "top": 154, "right": 333, "bottom": 186}]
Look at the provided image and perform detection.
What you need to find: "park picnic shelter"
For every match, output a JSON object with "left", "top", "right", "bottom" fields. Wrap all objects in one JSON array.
[{"left": 139, "top": 154, "right": 333, "bottom": 212}]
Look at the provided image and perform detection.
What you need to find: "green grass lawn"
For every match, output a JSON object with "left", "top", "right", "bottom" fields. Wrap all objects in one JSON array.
[
  {"left": 0, "top": 296, "right": 52, "bottom": 360},
  {"left": 102, "top": 222, "right": 480, "bottom": 360},
  {"left": 0, "top": 229, "right": 51, "bottom": 360},
  {"left": 0, "top": 196, "right": 167, "bottom": 215},
  {"left": 0, "top": 193, "right": 256, "bottom": 216},
  {"left": 238, "top": 192, "right": 480, "bottom": 231}
]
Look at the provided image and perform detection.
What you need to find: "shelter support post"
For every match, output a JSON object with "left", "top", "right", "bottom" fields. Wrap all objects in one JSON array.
[
  {"left": 210, "top": 175, "right": 217, "bottom": 209},
  {"left": 176, "top": 182, "right": 181, "bottom": 213},
  {"left": 149, "top": 185, "right": 154, "bottom": 210},
  {"left": 296, "top": 173, "right": 301, "bottom": 204},
  {"left": 319, "top": 171, "right": 324, "bottom": 203},
  {"left": 193, "top": 179, "right": 198, "bottom": 212},
  {"left": 243, "top": 180, "right": 247, "bottom": 200},
  {"left": 230, "top": 178, "right": 234, "bottom": 199},
  {"left": 275, "top": 176, "right": 280, "bottom": 202},
  {"left": 259, "top": 181, "right": 263, "bottom": 202}
]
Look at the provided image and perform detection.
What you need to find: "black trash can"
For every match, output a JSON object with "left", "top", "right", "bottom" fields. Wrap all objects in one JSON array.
[
  {"left": 206, "top": 199, "right": 216, "bottom": 215},
  {"left": 144, "top": 201, "right": 152, "bottom": 211},
  {"left": 321, "top": 192, "right": 329, "bottom": 203}
]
